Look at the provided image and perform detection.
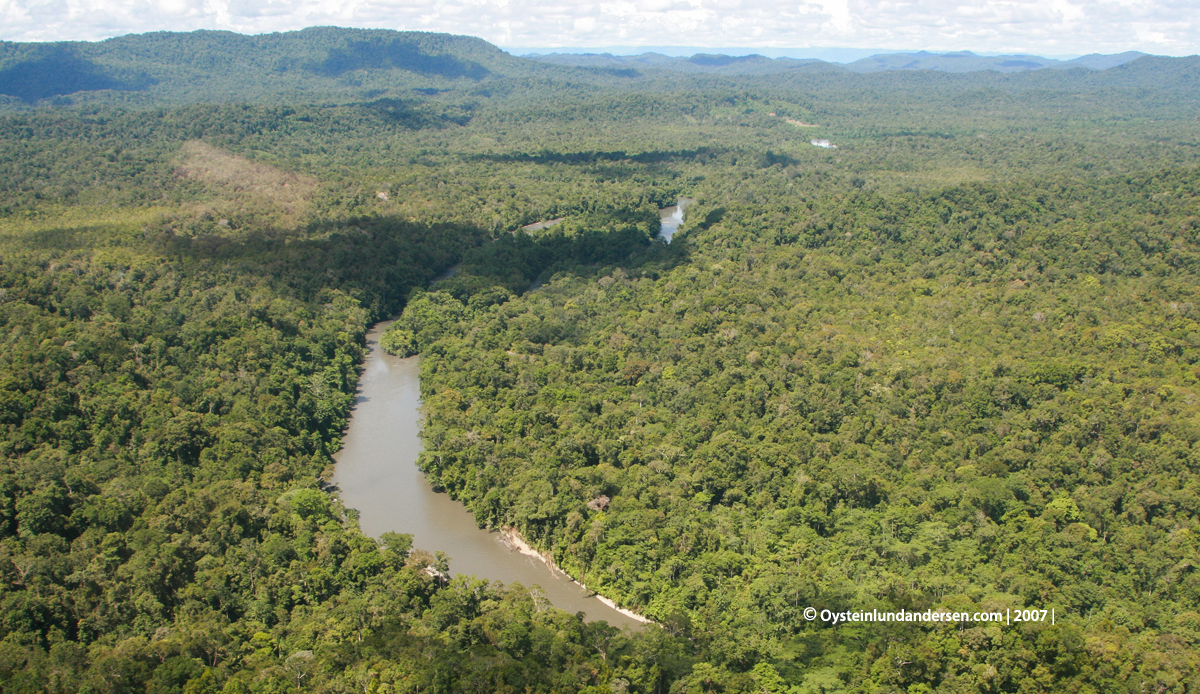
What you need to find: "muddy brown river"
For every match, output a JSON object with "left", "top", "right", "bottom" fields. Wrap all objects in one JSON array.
[
  {"left": 331, "top": 321, "right": 645, "bottom": 629},
  {"left": 332, "top": 206, "right": 692, "bottom": 628}
]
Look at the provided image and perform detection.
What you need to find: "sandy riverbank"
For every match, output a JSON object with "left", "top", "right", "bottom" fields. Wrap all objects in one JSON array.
[{"left": 499, "top": 526, "right": 654, "bottom": 625}]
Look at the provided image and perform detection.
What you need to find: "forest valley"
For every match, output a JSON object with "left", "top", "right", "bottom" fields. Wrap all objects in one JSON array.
[{"left": 0, "top": 27, "right": 1198, "bottom": 694}]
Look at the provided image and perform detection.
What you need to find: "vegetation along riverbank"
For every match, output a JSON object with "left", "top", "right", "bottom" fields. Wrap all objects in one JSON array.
[{"left": 1, "top": 27, "right": 1199, "bottom": 692}]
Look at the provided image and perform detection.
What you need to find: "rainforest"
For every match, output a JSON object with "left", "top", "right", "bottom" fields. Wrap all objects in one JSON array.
[{"left": 0, "top": 27, "right": 1199, "bottom": 693}]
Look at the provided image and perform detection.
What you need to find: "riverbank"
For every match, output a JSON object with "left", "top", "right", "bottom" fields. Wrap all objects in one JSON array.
[
  {"left": 332, "top": 321, "right": 649, "bottom": 630},
  {"left": 499, "top": 526, "right": 654, "bottom": 625}
]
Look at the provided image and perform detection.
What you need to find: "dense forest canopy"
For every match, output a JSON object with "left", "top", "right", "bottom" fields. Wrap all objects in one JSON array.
[{"left": 0, "top": 26, "right": 1198, "bottom": 693}]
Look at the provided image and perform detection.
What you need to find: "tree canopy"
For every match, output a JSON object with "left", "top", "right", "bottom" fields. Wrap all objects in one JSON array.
[{"left": 1, "top": 27, "right": 1200, "bottom": 693}]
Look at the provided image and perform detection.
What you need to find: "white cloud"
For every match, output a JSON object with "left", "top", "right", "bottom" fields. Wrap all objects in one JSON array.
[
  {"left": 815, "top": 0, "right": 852, "bottom": 34},
  {"left": 0, "top": 0, "right": 1195, "bottom": 55}
]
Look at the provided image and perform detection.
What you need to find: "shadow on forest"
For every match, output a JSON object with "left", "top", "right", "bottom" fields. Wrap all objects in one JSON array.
[
  {"left": 149, "top": 217, "right": 491, "bottom": 319},
  {"left": 14, "top": 226, "right": 88, "bottom": 250},
  {"left": 431, "top": 219, "right": 694, "bottom": 302},
  {"left": 0, "top": 45, "right": 153, "bottom": 102},
  {"left": 308, "top": 40, "right": 490, "bottom": 80},
  {"left": 361, "top": 98, "right": 474, "bottom": 128},
  {"left": 468, "top": 147, "right": 722, "bottom": 166},
  {"left": 145, "top": 212, "right": 692, "bottom": 319},
  {"left": 585, "top": 67, "right": 642, "bottom": 79}
]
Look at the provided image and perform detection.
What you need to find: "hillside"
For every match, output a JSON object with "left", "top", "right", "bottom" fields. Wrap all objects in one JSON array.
[
  {"left": 0, "top": 28, "right": 545, "bottom": 106},
  {"left": 0, "top": 27, "right": 1199, "bottom": 693},
  {"left": 0, "top": 30, "right": 1190, "bottom": 110},
  {"left": 527, "top": 48, "right": 1151, "bottom": 75}
]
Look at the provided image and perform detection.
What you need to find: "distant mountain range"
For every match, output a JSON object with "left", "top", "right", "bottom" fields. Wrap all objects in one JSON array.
[
  {"left": 524, "top": 49, "right": 1153, "bottom": 75},
  {"left": 0, "top": 28, "right": 1194, "bottom": 109},
  {"left": 0, "top": 28, "right": 535, "bottom": 106}
]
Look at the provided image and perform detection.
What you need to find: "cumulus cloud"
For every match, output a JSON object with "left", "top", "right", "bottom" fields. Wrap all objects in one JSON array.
[{"left": 0, "top": 0, "right": 1195, "bottom": 55}]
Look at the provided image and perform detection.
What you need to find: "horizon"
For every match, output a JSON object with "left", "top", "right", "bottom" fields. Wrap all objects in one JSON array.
[
  {"left": 499, "top": 46, "right": 1130, "bottom": 63},
  {"left": 0, "top": 28, "right": 1188, "bottom": 65},
  {"left": 3, "top": 0, "right": 1197, "bottom": 57}
]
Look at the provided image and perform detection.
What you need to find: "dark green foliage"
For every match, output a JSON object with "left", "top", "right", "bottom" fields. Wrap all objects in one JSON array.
[
  {"left": 0, "top": 28, "right": 538, "bottom": 109},
  {"left": 0, "top": 44, "right": 151, "bottom": 103},
  {"left": 308, "top": 37, "right": 490, "bottom": 79},
  {"left": 4, "top": 27, "right": 1200, "bottom": 694},
  {"left": 402, "top": 167, "right": 1200, "bottom": 692},
  {"left": 0, "top": 211, "right": 691, "bottom": 691}
]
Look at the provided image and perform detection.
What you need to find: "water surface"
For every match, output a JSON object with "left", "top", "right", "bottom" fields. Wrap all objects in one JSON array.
[
  {"left": 658, "top": 198, "right": 692, "bottom": 242},
  {"left": 332, "top": 321, "right": 644, "bottom": 629}
]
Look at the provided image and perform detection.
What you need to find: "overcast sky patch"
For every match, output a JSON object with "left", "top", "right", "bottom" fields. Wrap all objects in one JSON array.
[{"left": 0, "top": 0, "right": 1196, "bottom": 56}]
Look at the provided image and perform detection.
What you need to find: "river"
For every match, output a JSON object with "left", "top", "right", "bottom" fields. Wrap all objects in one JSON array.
[
  {"left": 658, "top": 198, "right": 691, "bottom": 243},
  {"left": 331, "top": 322, "right": 647, "bottom": 629},
  {"left": 332, "top": 206, "right": 691, "bottom": 628}
]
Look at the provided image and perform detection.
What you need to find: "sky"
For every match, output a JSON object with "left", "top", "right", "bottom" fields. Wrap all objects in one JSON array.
[{"left": 2, "top": 0, "right": 1197, "bottom": 57}]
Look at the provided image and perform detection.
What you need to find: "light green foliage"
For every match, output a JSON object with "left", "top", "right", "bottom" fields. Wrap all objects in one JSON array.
[
  {"left": 413, "top": 167, "right": 1200, "bottom": 691},
  {"left": 2, "top": 28, "right": 1200, "bottom": 694},
  {"left": 0, "top": 207, "right": 687, "bottom": 691}
]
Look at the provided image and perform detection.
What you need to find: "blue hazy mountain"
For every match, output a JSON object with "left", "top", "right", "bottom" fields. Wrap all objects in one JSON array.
[
  {"left": 527, "top": 48, "right": 1151, "bottom": 75},
  {"left": 0, "top": 28, "right": 1182, "bottom": 108}
]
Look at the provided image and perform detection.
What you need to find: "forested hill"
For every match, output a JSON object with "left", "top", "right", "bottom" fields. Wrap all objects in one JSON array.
[
  {"left": 2, "top": 22, "right": 1200, "bottom": 693},
  {"left": 1, "top": 28, "right": 1198, "bottom": 109},
  {"left": 0, "top": 28, "right": 547, "bottom": 107},
  {"left": 525, "top": 49, "right": 1153, "bottom": 76}
]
